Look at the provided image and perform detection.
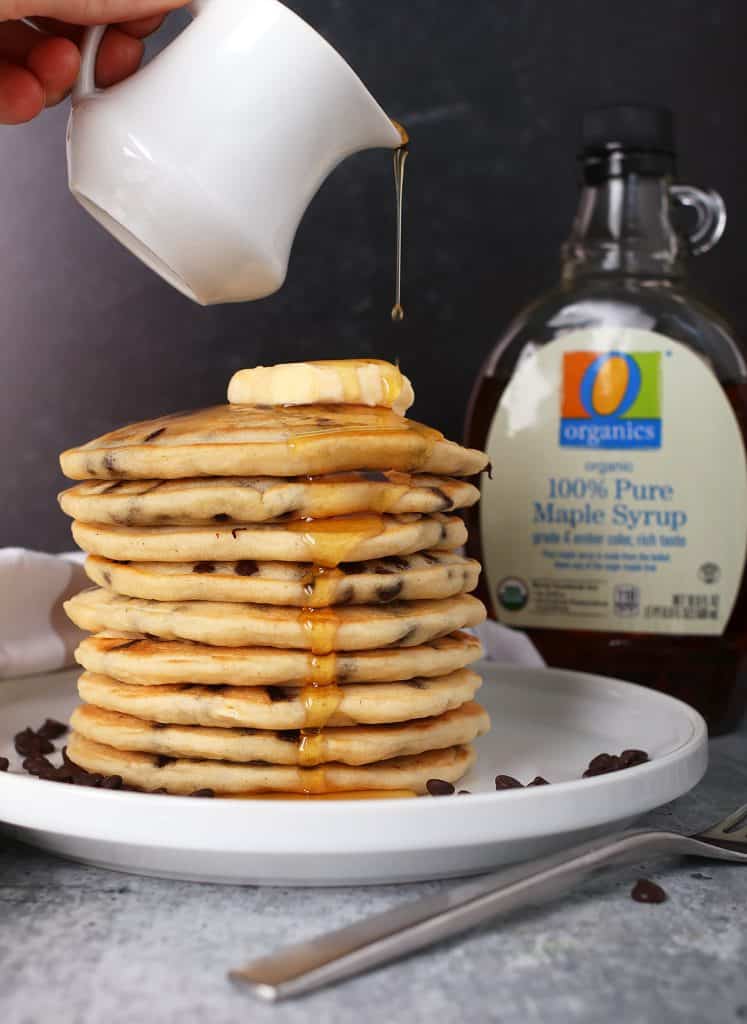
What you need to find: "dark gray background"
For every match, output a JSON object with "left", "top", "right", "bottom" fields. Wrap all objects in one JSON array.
[{"left": 2, "top": 0, "right": 744, "bottom": 551}]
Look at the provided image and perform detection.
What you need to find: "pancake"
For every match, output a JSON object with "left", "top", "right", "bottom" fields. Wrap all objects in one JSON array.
[
  {"left": 71, "top": 513, "right": 466, "bottom": 566},
  {"left": 70, "top": 701, "right": 490, "bottom": 766},
  {"left": 74, "top": 630, "right": 483, "bottom": 686},
  {"left": 59, "top": 405, "right": 488, "bottom": 480},
  {"left": 65, "top": 589, "right": 487, "bottom": 650},
  {"left": 59, "top": 472, "right": 478, "bottom": 526},
  {"left": 84, "top": 551, "right": 481, "bottom": 606},
  {"left": 77, "top": 668, "right": 484, "bottom": 728},
  {"left": 66, "top": 732, "right": 476, "bottom": 795}
]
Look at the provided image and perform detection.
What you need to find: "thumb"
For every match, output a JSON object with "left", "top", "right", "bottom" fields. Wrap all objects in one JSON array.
[{"left": 7, "top": 0, "right": 190, "bottom": 26}]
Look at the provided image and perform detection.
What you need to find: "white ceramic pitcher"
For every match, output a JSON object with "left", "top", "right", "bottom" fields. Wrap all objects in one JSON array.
[{"left": 66, "top": 0, "right": 403, "bottom": 305}]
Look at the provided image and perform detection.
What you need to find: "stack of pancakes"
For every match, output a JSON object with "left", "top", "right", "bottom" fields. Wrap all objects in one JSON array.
[{"left": 59, "top": 362, "right": 490, "bottom": 797}]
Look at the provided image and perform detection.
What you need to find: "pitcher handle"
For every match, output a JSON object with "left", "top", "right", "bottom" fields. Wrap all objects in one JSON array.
[
  {"left": 72, "top": 0, "right": 213, "bottom": 105},
  {"left": 670, "top": 184, "right": 726, "bottom": 256}
]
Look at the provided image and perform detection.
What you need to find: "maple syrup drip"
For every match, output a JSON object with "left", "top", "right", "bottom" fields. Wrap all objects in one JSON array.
[
  {"left": 306, "top": 652, "right": 337, "bottom": 686},
  {"left": 391, "top": 137, "right": 408, "bottom": 323},
  {"left": 300, "top": 683, "right": 343, "bottom": 729},
  {"left": 299, "top": 606, "right": 339, "bottom": 655},
  {"left": 299, "top": 765, "right": 329, "bottom": 795},
  {"left": 287, "top": 514, "right": 386, "bottom": 568},
  {"left": 303, "top": 565, "right": 344, "bottom": 608}
]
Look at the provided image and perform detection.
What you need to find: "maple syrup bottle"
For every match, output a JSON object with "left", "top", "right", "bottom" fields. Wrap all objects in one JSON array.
[{"left": 466, "top": 105, "right": 747, "bottom": 733}]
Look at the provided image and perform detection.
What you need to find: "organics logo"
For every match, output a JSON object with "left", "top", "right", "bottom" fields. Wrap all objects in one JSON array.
[
  {"left": 497, "top": 577, "right": 529, "bottom": 612},
  {"left": 559, "top": 351, "right": 662, "bottom": 450}
]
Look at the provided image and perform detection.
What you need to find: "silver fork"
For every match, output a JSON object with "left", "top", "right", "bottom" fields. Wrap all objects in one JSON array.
[{"left": 230, "top": 803, "right": 747, "bottom": 1002}]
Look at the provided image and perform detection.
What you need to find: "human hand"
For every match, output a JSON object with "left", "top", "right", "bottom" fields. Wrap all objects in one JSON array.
[{"left": 0, "top": 0, "right": 190, "bottom": 123}]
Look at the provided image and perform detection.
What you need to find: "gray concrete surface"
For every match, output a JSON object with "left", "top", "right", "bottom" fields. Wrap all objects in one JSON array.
[{"left": 1, "top": 720, "right": 746, "bottom": 1024}]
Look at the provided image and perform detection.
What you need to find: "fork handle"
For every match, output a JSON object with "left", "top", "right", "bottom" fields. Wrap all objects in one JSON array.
[{"left": 230, "top": 829, "right": 690, "bottom": 1001}]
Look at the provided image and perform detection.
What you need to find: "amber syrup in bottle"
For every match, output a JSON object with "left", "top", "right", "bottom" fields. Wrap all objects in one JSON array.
[{"left": 466, "top": 106, "right": 747, "bottom": 733}]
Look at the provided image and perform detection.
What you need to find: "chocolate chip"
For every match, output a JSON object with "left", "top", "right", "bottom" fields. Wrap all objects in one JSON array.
[
  {"left": 101, "top": 775, "right": 123, "bottom": 790},
  {"left": 619, "top": 749, "right": 649, "bottom": 769},
  {"left": 583, "top": 753, "right": 620, "bottom": 777},
  {"left": 267, "top": 686, "right": 291, "bottom": 702},
  {"left": 429, "top": 487, "right": 454, "bottom": 511},
  {"left": 631, "top": 879, "right": 667, "bottom": 904},
  {"left": 192, "top": 561, "right": 215, "bottom": 574},
  {"left": 0, "top": 757, "right": 8, "bottom": 772},
  {"left": 277, "top": 730, "right": 301, "bottom": 744},
  {"left": 22, "top": 755, "right": 55, "bottom": 776},
  {"left": 36, "top": 718, "right": 68, "bottom": 741},
  {"left": 426, "top": 778, "right": 455, "bottom": 796},
  {"left": 376, "top": 580, "right": 403, "bottom": 602},
  {"left": 528, "top": 776, "right": 550, "bottom": 786},
  {"left": 359, "top": 470, "right": 389, "bottom": 482},
  {"left": 191, "top": 788, "right": 215, "bottom": 798},
  {"left": 155, "top": 755, "right": 174, "bottom": 768},
  {"left": 14, "top": 728, "right": 54, "bottom": 757},
  {"left": 235, "top": 560, "right": 258, "bottom": 576},
  {"left": 213, "top": 513, "right": 231, "bottom": 522},
  {"left": 495, "top": 774, "right": 523, "bottom": 790},
  {"left": 143, "top": 427, "right": 166, "bottom": 442},
  {"left": 405, "top": 679, "right": 427, "bottom": 689},
  {"left": 231, "top": 528, "right": 247, "bottom": 539}
]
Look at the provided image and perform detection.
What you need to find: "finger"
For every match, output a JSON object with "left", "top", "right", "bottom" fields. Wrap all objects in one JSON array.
[
  {"left": 0, "top": 58, "right": 44, "bottom": 122},
  {"left": 95, "top": 26, "right": 143, "bottom": 88},
  {"left": 25, "top": 33, "right": 79, "bottom": 105},
  {"left": 7, "top": 0, "right": 188, "bottom": 27},
  {"left": 119, "top": 13, "right": 166, "bottom": 37},
  {"left": 29, "top": 13, "right": 166, "bottom": 42}
]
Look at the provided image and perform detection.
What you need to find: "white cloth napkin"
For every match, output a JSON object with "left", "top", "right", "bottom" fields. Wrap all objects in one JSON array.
[
  {"left": 0, "top": 548, "right": 544, "bottom": 680},
  {"left": 0, "top": 548, "right": 87, "bottom": 679},
  {"left": 473, "top": 619, "right": 545, "bottom": 668}
]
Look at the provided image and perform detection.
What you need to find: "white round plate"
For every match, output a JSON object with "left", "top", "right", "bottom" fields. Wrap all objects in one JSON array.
[{"left": 0, "top": 664, "right": 707, "bottom": 885}]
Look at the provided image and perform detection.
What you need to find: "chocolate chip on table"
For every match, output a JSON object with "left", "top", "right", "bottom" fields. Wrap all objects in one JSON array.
[
  {"left": 191, "top": 788, "right": 215, "bottom": 798},
  {"left": 631, "top": 879, "right": 667, "bottom": 904},
  {"left": 494, "top": 774, "right": 523, "bottom": 790},
  {"left": 528, "top": 776, "right": 550, "bottom": 786},
  {"left": 426, "top": 778, "right": 455, "bottom": 796},
  {"left": 0, "top": 757, "right": 9, "bottom": 772},
  {"left": 22, "top": 755, "right": 55, "bottom": 776},
  {"left": 36, "top": 718, "right": 68, "bottom": 741}
]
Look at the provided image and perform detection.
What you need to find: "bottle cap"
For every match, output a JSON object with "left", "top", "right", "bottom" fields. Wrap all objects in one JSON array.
[{"left": 582, "top": 105, "right": 675, "bottom": 156}]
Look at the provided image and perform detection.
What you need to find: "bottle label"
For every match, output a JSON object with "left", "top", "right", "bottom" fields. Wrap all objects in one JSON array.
[{"left": 482, "top": 328, "right": 747, "bottom": 635}]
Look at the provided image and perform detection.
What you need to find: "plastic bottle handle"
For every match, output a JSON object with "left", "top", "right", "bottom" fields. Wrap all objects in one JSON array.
[
  {"left": 72, "top": 0, "right": 212, "bottom": 105},
  {"left": 670, "top": 184, "right": 726, "bottom": 256}
]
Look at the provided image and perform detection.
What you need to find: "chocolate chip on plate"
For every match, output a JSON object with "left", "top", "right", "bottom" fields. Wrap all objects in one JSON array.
[
  {"left": 494, "top": 774, "right": 523, "bottom": 790},
  {"left": 0, "top": 757, "right": 9, "bottom": 772},
  {"left": 14, "top": 727, "right": 54, "bottom": 758},
  {"left": 426, "top": 778, "right": 455, "bottom": 796},
  {"left": 35, "top": 718, "right": 69, "bottom": 741},
  {"left": 619, "top": 749, "right": 649, "bottom": 769},
  {"left": 528, "top": 776, "right": 550, "bottom": 786},
  {"left": 631, "top": 879, "right": 667, "bottom": 904}
]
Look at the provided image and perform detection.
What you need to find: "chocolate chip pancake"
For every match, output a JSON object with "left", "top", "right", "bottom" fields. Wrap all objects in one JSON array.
[
  {"left": 67, "top": 733, "right": 476, "bottom": 795},
  {"left": 65, "top": 589, "right": 487, "bottom": 650},
  {"left": 84, "top": 551, "right": 481, "bottom": 606},
  {"left": 77, "top": 668, "right": 483, "bottom": 728},
  {"left": 59, "top": 405, "right": 488, "bottom": 480},
  {"left": 75, "top": 631, "right": 483, "bottom": 686},
  {"left": 70, "top": 701, "right": 490, "bottom": 766},
  {"left": 71, "top": 513, "right": 466, "bottom": 566},
  {"left": 59, "top": 473, "right": 479, "bottom": 526}
]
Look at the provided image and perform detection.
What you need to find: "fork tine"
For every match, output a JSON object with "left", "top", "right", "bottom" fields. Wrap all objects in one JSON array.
[{"left": 704, "top": 803, "right": 747, "bottom": 836}]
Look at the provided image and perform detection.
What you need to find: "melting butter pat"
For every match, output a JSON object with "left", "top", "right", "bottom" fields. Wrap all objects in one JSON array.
[{"left": 227, "top": 359, "right": 414, "bottom": 415}]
